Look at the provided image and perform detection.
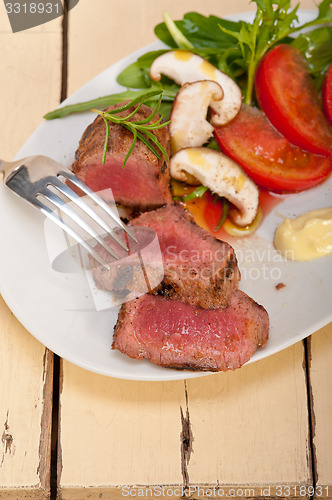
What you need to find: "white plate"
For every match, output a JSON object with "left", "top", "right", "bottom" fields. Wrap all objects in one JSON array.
[{"left": 0, "top": 11, "right": 331, "bottom": 381}]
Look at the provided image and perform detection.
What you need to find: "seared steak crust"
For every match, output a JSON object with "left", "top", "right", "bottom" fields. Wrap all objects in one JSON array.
[
  {"left": 92, "top": 204, "right": 240, "bottom": 309},
  {"left": 112, "top": 291, "right": 269, "bottom": 372},
  {"left": 72, "top": 102, "right": 172, "bottom": 210},
  {"left": 131, "top": 204, "right": 240, "bottom": 308}
]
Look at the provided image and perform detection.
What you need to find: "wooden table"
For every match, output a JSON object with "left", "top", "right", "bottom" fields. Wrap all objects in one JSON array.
[{"left": 0, "top": 1, "right": 331, "bottom": 498}]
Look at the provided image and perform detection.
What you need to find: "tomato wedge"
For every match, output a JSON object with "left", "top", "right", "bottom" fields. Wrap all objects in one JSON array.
[
  {"left": 214, "top": 105, "right": 332, "bottom": 193},
  {"left": 323, "top": 62, "right": 332, "bottom": 126},
  {"left": 255, "top": 44, "right": 332, "bottom": 158}
]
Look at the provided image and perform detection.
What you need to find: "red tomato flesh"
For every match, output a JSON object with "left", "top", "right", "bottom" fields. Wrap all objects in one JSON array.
[
  {"left": 203, "top": 191, "right": 224, "bottom": 232},
  {"left": 323, "top": 62, "right": 332, "bottom": 126},
  {"left": 255, "top": 44, "right": 332, "bottom": 157},
  {"left": 214, "top": 105, "right": 332, "bottom": 193}
]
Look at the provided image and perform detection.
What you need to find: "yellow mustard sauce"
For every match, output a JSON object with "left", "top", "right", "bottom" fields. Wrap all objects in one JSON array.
[
  {"left": 274, "top": 207, "right": 332, "bottom": 261},
  {"left": 173, "top": 50, "right": 193, "bottom": 61},
  {"left": 198, "top": 60, "right": 217, "bottom": 80}
]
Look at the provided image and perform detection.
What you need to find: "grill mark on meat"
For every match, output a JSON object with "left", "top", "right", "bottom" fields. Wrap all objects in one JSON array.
[
  {"left": 72, "top": 102, "right": 172, "bottom": 211},
  {"left": 112, "top": 291, "right": 269, "bottom": 371}
]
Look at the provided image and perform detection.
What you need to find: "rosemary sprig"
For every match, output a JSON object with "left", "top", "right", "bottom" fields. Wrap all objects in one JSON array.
[{"left": 92, "top": 90, "right": 170, "bottom": 167}]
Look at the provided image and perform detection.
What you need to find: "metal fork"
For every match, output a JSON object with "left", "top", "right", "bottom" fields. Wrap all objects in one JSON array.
[{"left": 0, "top": 155, "right": 137, "bottom": 269}]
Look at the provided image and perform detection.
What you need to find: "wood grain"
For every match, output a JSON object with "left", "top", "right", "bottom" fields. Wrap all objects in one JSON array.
[
  {"left": 185, "top": 343, "right": 311, "bottom": 489},
  {"left": 58, "top": 362, "right": 185, "bottom": 494},
  {"left": 0, "top": 297, "right": 53, "bottom": 498},
  {"left": 0, "top": 5, "right": 61, "bottom": 497},
  {"left": 309, "top": 324, "right": 332, "bottom": 499},
  {"left": 58, "top": 1, "right": 320, "bottom": 497}
]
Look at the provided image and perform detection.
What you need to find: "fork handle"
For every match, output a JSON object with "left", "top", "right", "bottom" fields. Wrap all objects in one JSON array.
[{"left": 0, "top": 158, "right": 30, "bottom": 183}]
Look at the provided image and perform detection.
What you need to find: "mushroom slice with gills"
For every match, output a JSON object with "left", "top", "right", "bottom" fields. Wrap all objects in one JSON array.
[
  {"left": 170, "top": 148, "right": 259, "bottom": 227},
  {"left": 170, "top": 80, "right": 223, "bottom": 154},
  {"left": 149, "top": 50, "right": 242, "bottom": 126}
]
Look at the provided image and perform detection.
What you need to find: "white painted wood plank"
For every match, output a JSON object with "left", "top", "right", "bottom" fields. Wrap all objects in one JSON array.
[
  {"left": 0, "top": 6, "right": 61, "bottom": 496},
  {"left": 310, "top": 324, "right": 332, "bottom": 499},
  {"left": 186, "top": 343, "right": 311, "bottom": 490},
  {"left": 0, "top": 298, "right": 53, "bottom": 497},
  {"left": 59, "top": 362, "right": 185, "bottom": 493}
]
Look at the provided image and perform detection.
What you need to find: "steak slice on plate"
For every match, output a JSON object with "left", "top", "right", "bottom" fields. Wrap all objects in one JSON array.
[
  {"left": 112, "top": 291, "right": 269, "bottom": 372},
  {"left": 72, "top": 102, "right": 172, "bottom": 211},
  {"left": 92, "top": 204, "right": 240, "bottom": 309}
]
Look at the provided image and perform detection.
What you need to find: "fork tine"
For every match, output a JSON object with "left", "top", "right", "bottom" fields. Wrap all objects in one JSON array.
[
  {"left": 60, "top": 170, "right": 138, "bottom": 243},
  {"left": 50, "top": 176, "right": 129, "bottom": 251},
  {"left": 41, "top": 188, "right": 120, "bottom": 261},
  {"left": 38, "top": 201, "right": 112, "bottom": 270}
]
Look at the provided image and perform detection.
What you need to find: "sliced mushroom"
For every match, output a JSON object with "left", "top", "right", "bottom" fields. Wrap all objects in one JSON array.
[
  {"left": 170, "top": 80, "right": 223, "bottom": 154},
  {"left": 150, "top": 50, "right": 242, "bottom": 126},
  {"left": 170, "top": 148, "right": 259, "bottom": 227}
]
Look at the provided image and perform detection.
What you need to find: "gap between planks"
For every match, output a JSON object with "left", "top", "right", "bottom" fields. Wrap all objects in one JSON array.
[{"left": 50, "top": 2, "right": 69, "bottom": 500}]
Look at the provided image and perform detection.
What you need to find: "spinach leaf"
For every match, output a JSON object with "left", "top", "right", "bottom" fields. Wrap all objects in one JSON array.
[
  {"left": 155, "top": 13, "right": 242, "bottom": 49},
  {"left": 117, "top": 50, "right": 168, "bottom": 89}
]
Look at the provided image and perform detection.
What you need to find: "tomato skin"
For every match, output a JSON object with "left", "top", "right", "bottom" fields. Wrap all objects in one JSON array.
[
  {"left": 323, "top": 62, "right": 332, "bottom": 126},
  {"left": 214, "top": 105, "right": 332, "bottom": 193},
  {"left": 203, "top": 191, "right": 223, "bottom": 232},
  {"left": 255, "top": 44, "right": 332, "bottom": 158}
]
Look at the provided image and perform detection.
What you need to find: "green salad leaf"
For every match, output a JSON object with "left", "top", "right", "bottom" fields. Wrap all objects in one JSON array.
[
  {"left": 116, "top": 0, "right": 332, "bottom": 105},
  {"left": 44, "top": 87, "right": 177, "bottom": 120},
  {"left": 116, "top": 50, "right": 169, "bottom": 89},
  {"left": 217, "top": 0, "right": 332, "bottom": 102},
  {"left": 291, "top": 26, "right": 332, "bottom": 89},
  {"left": 45, "top": 0, "right": 332, "bottom": 120},
  {"left": 155, "top": 13, "right": 243, "bottom": 50}
]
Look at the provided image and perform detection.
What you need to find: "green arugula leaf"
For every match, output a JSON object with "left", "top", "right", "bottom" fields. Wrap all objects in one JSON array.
[{"left": 218, "top": 0, "right": 332, "bottom": 103}]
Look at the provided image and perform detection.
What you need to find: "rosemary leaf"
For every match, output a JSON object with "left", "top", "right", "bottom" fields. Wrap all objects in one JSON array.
[
  {"left": 94, "top": 90, "right": 170, "bottom": 167},
  {"left": 109, "top": 90, "right": 163, "bottom": 114},
  {"left": 122, "top": 127, "right": 138, "bottom": 168},
  {"left": 138, "top": 127, "right": 169, "bottom": 161},
  {"left": 115, "top": 101, "right": 144, "bottom": 121},
  {"left": 134, "top": 94, "right": 163, "bottom": 124},
  {"left": 102, "top": 116, "right": 110, "bottom": 165},
  {"left": 135, "top": 130, "right": 161, "bottom": 160},
  {"left": 139, "top": 115, "right": 164, "bottom": 127},
  {"left": 141, "top": 119, "right": 171, "bottom": 130}
]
